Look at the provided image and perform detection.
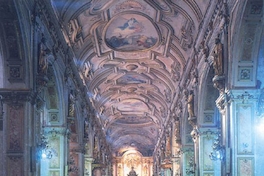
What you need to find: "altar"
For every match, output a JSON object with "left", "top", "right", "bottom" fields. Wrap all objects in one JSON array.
[{"left": 128, "top": 167, "right": 138, "bottom": 176}]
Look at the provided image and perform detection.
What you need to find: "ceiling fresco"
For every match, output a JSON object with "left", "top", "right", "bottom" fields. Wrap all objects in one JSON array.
[
  {"left": 105, "top": 13, "right": 159, "bottom": 51},
  {"left": 51, "top": 0, "right": 213, "bottom": 156}
]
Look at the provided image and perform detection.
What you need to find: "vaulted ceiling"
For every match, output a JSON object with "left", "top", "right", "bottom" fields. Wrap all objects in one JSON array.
[{"left": 50, "top": 0, "right": 214, "bottom": 156}]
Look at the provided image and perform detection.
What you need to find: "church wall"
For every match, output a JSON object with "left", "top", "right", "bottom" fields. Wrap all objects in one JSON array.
[{"left": 0, "top": 0, "right": 264, "bottom": 176}]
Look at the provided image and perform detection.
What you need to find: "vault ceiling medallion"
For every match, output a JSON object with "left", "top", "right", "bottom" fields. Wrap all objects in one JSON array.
[{"left": 104, "top": 13, "right": 159, "bottom": 52}]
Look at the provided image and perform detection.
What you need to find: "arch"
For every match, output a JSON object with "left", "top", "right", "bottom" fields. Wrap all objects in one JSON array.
[
  {"left": 39, "top": 61, "right": 67, "bottom": 175},
  {"left": 198, "top": 65, "right": 219, "bottom": 126},
  {"left": 230, "top": 0, "right": 263, "bottom": 88}
]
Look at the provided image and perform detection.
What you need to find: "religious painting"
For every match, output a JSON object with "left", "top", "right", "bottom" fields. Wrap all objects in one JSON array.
[
  {"left": 116, "top": 116, "right": 152, "bottom": 124},
  {"left": 117, "top": 99, "right": 148, "bottom": 112},
  {"left": 105, "top": 13, "right": 159, "bottom": 51},
  {"left": 117, "top": 73, "right": 147, "bottom": 84}
]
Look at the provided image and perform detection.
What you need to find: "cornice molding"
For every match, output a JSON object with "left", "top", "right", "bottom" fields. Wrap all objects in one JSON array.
[{"left": 0, "top": 89, "right": 32, "bottom": 108}]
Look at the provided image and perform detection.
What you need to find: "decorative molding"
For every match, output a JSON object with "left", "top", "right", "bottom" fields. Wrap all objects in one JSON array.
[
  {"left": 7, "top": 156, "right": 23, "bottom": 176},
  {"left": 48, "top": 111, "right": 59, "bottom": 123},
  {"left": 200, "top": 129, "right": 218, "bottom": 139},
  {"left": 43, "top": 127, "right": 68, "bottom": 137},
  {"left": 68, "top": 18, "right": 84, "bottom": 49},
  {"left": 68, "top": 153, "right": 79, "bottom": 174},
  {"left": 183, "top": 0, "right": 203, "bottom": 21},
  {"left": 180, "top": 22, "right": 194, "bottom": 51},
  {"left": 215, "top": 92, "right": 230, "bottom": 113},
  {"left": 8, "top": 64, "right": 24, "bottom": 82},
  {"left": 237, "top": 157, "right": 254, "bottom": 176},
  {"left": 185, "top": 151, "right": 195, "bottom": 175},
  {"left": 190, "top": 127, "right": 199, "bottom": 142},
  {"left": 7, "top": 107, "right": 24, "bottom": 152},
  {"left": 203, "top": 111, "right": 215, "bottom": 125},
  {"left": 0, "top": 89, "right": 31, "bottom": 108},
  {"left": 209, "top": 132, "right": 225, "bottom": 161},
  {"left": 236, "top": 103, "right": 253, "bottom": 155},
  {"left": 257, "top": 88, "right": 264, "bottom": 116},
  {"left": 236, "top": 91, "right": 255, "bottom": 104}
]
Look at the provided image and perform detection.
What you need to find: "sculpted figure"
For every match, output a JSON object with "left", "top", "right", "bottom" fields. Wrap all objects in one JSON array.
[
  {"left": 38, "top": 37, "right": 51, "bottom": 75},
  {"left": 68, "top": 90, "right": 76, "bottom": 117},
  {"left": 213, "top": 38, "right": 224, "bottom": 76},
  {"left": 187, "top": 90, "right": 195, "bottom": 118},
  {"left": 165, "top": 133, "right": 171, "bottom": 158}
]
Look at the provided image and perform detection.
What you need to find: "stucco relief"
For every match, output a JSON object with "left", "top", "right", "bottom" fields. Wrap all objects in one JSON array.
[
  {"left": 49, "top": 137, "right": 60, "bottom": 168},
  {"left": 241, "top": 23, "right": 257, "bottom": 61},
  {"left": 113, "top": 0, "right": 149, "bottom": 15},
  {"left": 47, "top": 87, "right": 58, "bottom": 109},
  {"left": 238, "top": 158, "right": 254, "bottom": 176},
  {"left": 201, "top": 133, "right": 214, "bottom": 171},
  {"left": 124, "top": 153, "right": 141, "bottom": 169},
  {"left": 68, "top": 153, "right": 79, "bottom": 175}
]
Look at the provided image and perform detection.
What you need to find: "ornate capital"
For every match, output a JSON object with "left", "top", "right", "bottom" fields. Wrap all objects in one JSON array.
[
  {"left": 215, "top": 92, "right": 231, "bottom": 113},
  {"left": 236, "top": 91, "right": 255, "bottom": 103},
  {"left": 0, "top": 89, "right": 32, "bottom": 108}
]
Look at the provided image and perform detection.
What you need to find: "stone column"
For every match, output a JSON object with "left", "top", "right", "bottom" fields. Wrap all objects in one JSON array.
[{"left": 215, "top": 92, "right": 230, "bottom": 175}]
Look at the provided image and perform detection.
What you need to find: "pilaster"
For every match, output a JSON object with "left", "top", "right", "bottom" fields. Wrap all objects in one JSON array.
[
  {"left": 0, "top": 89, "right": 32, "bottom": 176},
  {"left": 228, "top": 90, "right": 258, "bottom": 176}
]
